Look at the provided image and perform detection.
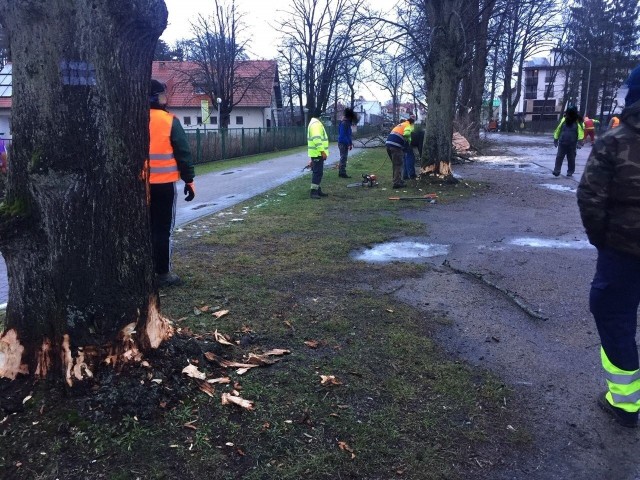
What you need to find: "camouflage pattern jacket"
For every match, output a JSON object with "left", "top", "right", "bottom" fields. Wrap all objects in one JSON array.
[{"left": 577, "top": 101, "right": 640, "bottom": 257}]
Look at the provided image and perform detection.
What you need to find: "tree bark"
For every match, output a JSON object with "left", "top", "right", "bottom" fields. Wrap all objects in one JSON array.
[
  {"left": 0, "top": 0, "right": 171, "bottom": 383},
  {"left": 421, "top": 0, "right": 465, "bottom": 179}
]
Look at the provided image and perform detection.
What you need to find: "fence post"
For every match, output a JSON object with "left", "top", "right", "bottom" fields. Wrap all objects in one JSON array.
[
  {"left": 196, "top": 128, "right": 201, "bottom": 163},
  {"left": 258, "top": 127, "right": 262, "bottom": 152},
  {"left": 241, "top": 128, "right": 245, "bottom": 156},
  {"left": 221, "top": 128, "right": 226, "bottom": 160}
]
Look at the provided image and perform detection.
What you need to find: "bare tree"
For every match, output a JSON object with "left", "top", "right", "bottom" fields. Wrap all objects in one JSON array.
[
  {"left": 0, "top": 24, "right": 9, "bottom": 68},
  {"left": 174, "top": 1, "right": 275, "bottom": 128},
  {"left": 278, "top": 0, "right": 374, "bottom": 118},
  {"left": 498, "top": 0, "right": 560, "bottom": 132},
  {"left": 369, "top": 52, "right": 409, "bottom": 125},
  {"left": 0, "top": 0, "right": 170, "bottom": 383}
]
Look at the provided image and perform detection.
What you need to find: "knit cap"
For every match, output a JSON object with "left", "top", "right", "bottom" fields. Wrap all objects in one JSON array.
[{"left": 625, "top": 65, "right": 640, "bottom": 107}]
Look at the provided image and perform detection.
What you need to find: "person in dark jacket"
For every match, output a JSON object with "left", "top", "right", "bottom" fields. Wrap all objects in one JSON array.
[
  {"left": 553, "top": 106, "right": 585, "bottom": 177},
  {"left": 577, "top": 65, "right": 640, "bottom": 428},
  {"left": 403, "top": 128, "right": 424, "bottom": 180},
  {"left": 337, "top": 108, "right": 358, "bottom": 178},
  {"left": 148, "top": 79, "right": 196, "bottom": 287}
]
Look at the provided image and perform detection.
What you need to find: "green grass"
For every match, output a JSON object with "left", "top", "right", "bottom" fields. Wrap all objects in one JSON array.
[{"left": 0, "top": 148, "right": 526, "bottom": 479}]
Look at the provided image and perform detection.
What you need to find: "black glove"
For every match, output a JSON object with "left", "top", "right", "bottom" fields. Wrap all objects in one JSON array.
[
  {"left": 184, "top": 182, "right": 195, "bottom": 202},
  {"left": 554, "top": 139, "right": 558, "bottom": 148}
]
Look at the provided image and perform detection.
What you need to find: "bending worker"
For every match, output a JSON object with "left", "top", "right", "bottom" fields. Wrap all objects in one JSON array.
[
  {"left": 148, "top": 79, "right": 196, "bottom": 287},
  {"left": 385, "top": 116, "right": 415, "bottom": 189}
]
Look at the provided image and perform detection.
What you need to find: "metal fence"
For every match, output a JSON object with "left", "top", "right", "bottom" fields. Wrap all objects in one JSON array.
[{"left": 185, "top": 124, "right": 381, "bottom": 165}]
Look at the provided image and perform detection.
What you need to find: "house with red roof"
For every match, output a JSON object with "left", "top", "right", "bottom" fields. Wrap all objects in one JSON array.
[
  {"left": 151, "top": 60, "right": 282, "bottom": 130},
  {"left": 0, "top": 59, "right": 283, "bottom": 139}
]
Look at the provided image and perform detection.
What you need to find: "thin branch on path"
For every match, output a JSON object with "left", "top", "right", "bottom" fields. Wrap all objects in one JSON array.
[{"left": 442, "top": 259, "right": 549, "bottom": 321}]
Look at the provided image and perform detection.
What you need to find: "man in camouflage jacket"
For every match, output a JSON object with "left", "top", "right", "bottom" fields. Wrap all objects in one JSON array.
[{"left": 577, "top": 65, "right": 640, "bottom": 429}]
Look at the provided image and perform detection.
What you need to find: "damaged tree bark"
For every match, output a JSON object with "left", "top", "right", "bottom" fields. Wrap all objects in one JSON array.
[
  {"left": 420, "top": 0, "right": 466, "bottom": 181},
  {"left": 0, "top": 0, "right": 171, "bottom": 384}
]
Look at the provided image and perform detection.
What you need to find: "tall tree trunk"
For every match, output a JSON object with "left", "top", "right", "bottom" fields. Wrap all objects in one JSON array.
[
  {"left": 0, "top": 0, "right": 171, "bottom": 383},
  {"left": 421, "top": 0, "right": 465, "bottom": 179}
]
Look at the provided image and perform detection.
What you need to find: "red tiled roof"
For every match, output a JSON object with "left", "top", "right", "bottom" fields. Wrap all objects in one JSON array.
[
  {"left": 151, "top": 60, "right": 276, "bottom": 109},
  {"left": 0, "top": 60, "right": 276, "bottom": 111}
]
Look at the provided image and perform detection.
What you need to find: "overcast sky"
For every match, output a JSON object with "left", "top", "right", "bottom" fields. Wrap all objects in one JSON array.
[{"left": 161, "top": 0, "right": 393, "bottom": 102}]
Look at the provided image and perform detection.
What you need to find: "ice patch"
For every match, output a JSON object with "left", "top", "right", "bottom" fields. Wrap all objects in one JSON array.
[
  {"left": 539, "top": 183, "right": 577, "bottom": 193},
  {"left": 354, "top": 242, "right": 450, "bottom": 262},
  {"left": 509, "top": 237, "right": 593, "bottom": 249}
]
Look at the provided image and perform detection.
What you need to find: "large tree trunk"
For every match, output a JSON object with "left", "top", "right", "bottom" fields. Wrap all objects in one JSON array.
[
  {"left": 421, "top": 0, "right": 465, "bottom": 179},
  {"left": 0, "top": 0, "right": 172, "bottom": 384}
]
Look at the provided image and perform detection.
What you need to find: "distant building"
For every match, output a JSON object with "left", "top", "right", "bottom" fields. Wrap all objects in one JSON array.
[
  {"left": 152, "top": 60, "right": 282, "bottom": 130},
  {"left": 0, "top": 60, "right": 283, "bottom": 139},
  {"left": 516, "top": 56, "right": 628, "bottom": 123}
]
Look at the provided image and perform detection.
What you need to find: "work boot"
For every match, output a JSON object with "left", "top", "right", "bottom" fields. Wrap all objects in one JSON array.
[
  {"left": 339, "top": 173, "right": 351, "bottom": 178},
  {"left": 317, "top": 187, "right": 328, "bottom": 197},
  {"left": 552, "top": 171, "right": 560, "bottom": 177},
  {"left": 566, "top": 172, "right": 574, "bottom": 177},
  {"left": 157, "top": 271, "right": 182, "bottom": 287},
  {"left": 310, "top": 189, "right": 321, "bottom": 199},
  {"left": 597, "top": 391, "right": 638, "bottom": 428}
]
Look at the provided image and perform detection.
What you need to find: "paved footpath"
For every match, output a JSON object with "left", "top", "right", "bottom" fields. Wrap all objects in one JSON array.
[{"left": 0, "top": 145, "right": 355, "bottom": 305}]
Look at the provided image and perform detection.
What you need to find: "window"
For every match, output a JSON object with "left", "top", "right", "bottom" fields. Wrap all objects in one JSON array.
[
  {"left": 532, "top": 99, "right": 556, "bottom": 113},
  {"left": 183, "top": 116, "right": 191, "bottom": 126},
  {"left": 236, "top": 116, "right": 244, "bottom": 125},
  {"left": 197, "top": 116, "right": 202, "bottom": 124},
  {"left": 525, "top": 85, "right": 537, "bottom": 100},
  {"left": 210, "top": 116, "right": 217, "bottom": 125},
  {"left": 544, "top": 84, "right": 554, "bottom": 98}
]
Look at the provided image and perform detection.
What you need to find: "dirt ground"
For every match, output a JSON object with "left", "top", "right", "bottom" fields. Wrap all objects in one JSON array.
[{"left": 386, "top": 139, "right": 640, "bottom": 479}]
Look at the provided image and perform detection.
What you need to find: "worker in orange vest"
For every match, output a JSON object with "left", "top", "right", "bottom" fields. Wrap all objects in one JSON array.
[
  {"left": 583, "top": 114, "right": 600, "bottom": 145},
  {"left": 148, "top": 79, "right": 196, "bottom": 287},
  {"left": 609, "top": 115, "right": 620, "bottom": 129},
  {"left": 385, "top": 116, "right": 415, "bottom": 188}
]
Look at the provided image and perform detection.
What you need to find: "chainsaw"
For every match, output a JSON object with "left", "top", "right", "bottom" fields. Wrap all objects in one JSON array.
[{"left": 347, "top": 174, "right": 378, "bottom": 188}]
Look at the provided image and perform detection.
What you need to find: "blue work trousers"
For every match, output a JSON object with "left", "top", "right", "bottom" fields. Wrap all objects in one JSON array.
[
  {"left": 590, "top": 247, "right": 640, "bottom": 371},
  {"left": 403, "top": 147, "right": 417, "bottom": 180}
]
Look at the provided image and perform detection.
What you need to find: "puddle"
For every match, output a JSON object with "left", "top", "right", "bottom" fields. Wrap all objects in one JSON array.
[
  {"left": 509, "top": 237, "right": 593, "bottom": 249},
  {"left": 353, "top": 241, "right": 450, "bottom": 263},
  {"left": 539, "top": 184, "right": 577, "bottom": 193}
]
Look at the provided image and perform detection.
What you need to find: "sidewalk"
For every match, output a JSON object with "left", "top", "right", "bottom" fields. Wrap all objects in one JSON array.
[{"left": 0, "top": 145, "right": 354, "bottom": 304}]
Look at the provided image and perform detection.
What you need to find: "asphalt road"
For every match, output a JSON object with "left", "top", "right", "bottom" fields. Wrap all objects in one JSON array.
[{"left": 0, "top": 144, "right": 356, "bottom": 305}]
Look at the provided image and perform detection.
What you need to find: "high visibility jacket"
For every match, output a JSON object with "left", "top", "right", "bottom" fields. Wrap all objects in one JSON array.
[
  {"left": 149, "top": 109, "right": 180, "bottom": 184},
  {"left": 307, "top": 118, "right": 329, "bottom": 158},
  {"left": 584, "top": 117, "right": 595, "bottom": 130},
  {"left": 386, "top": 121, "right": 414, "bottom": 149},
  {"left": 553, "top": 117, "right": 585, "bottom": 142}
]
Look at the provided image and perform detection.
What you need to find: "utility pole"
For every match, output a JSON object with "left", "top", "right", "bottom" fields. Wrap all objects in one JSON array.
[{"left": 571, "top": 47, "right": 591, "bottom": 117}]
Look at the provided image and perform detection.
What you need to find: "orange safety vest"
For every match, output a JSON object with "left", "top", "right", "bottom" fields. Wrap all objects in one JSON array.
[
  {"left": 611, "top": 116, "right": 620, "bottom": 128},
  {"left": 148, "top": 109, "right": 180, "bottom": 184}
]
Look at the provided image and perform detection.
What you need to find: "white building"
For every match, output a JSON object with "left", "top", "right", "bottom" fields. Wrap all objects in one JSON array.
[
  {"left": 353, "top": 98, "right": 384, "bottom": 126},
  {"left": 152, "top": 60, "right": 282, "bottom": 130},
  {"left": 516, "top": 56, "right": 628, "bottom": 123}
]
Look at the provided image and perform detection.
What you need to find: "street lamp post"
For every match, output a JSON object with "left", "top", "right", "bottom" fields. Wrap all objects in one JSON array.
[
  {"left": 216, "top": 97, "right": 222, "bottom": 129},
  {"left": 570, "top": 47, "right": 591, "bottom": 117}
]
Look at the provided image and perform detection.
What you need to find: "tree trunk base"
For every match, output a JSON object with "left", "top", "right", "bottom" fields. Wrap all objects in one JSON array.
[{"left": 419, "top": 164, "right": 459, "bottom": 184}]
